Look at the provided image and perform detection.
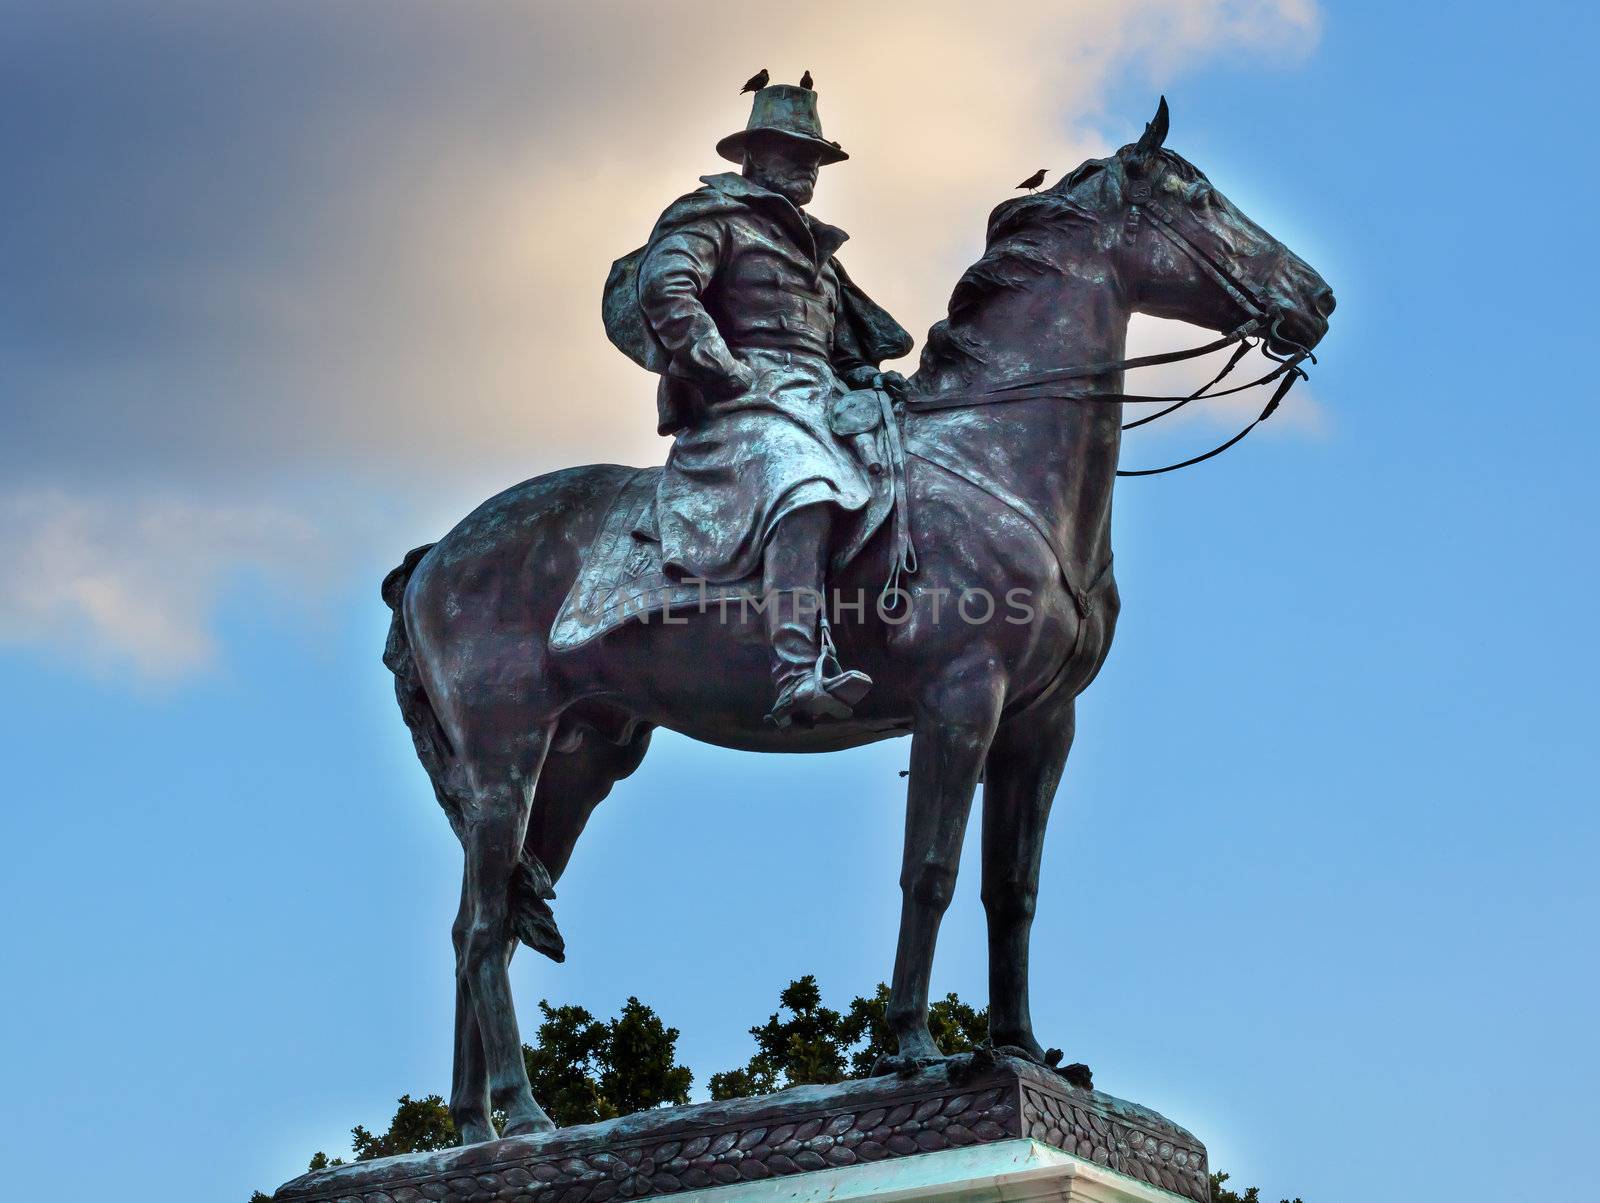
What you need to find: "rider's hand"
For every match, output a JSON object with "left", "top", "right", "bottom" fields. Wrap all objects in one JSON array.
[
  {"left": 840, "top": 365, "right": 879, "bottom": 391},
  {"left": 877, "top": 370, "right": 909, "bottom": 399}
]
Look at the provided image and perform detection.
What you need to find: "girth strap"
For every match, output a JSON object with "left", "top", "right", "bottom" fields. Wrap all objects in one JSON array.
[
  {"left": 902, "top": 440, "right": 1106, "bottom": 619},
  {"left": 876, "top": 385, "right": 918, "bottom": 602}
]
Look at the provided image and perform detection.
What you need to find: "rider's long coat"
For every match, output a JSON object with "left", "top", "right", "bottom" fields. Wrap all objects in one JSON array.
[{"left": 602, "top": 172, "right": 912, "bottom": 583}]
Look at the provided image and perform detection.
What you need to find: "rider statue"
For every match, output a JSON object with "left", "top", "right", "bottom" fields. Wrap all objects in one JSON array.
[{"left": 603, "top": 83, "right": 912, "bottom": 728}]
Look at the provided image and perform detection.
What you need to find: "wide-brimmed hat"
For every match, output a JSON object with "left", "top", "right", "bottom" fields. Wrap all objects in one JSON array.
[{"left": 715, "top": 84, "right": 848, "bottom": 165}]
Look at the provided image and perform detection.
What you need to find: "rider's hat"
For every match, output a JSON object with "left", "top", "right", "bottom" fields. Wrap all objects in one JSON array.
[{"left": 716, "top": 84, "right": 848, "bottom": 165}]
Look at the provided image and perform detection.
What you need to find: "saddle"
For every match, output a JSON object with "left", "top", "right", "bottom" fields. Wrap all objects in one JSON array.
[{"left": 548, "top": 386, "right": 913, "bottom": 653}]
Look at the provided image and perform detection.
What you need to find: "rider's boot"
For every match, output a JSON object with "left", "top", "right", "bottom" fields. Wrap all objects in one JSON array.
[{"left": 762, "top": 505, "right": 872, "bottom": 728}]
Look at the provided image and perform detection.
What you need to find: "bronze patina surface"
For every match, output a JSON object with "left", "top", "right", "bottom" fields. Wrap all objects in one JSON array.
[
  {"left": 379, "top": 93, "right": 1334, "bottom": 1144},
  {"left": 276, "top": 1055, "right": 1209, "bottom": 1203}
]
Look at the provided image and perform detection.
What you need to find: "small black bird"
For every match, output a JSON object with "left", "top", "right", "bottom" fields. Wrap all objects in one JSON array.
[
  {"left": 800, "top": 69, "right": 813, "bottom": 89},
  {"left": 740, "top": 68, "right": 769, "bottom": 94},
  {"left": 1016, "top": 168, "right": 1048, "bottom": 193}
]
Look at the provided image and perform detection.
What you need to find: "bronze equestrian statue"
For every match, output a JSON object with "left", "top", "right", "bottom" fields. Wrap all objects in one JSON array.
[{"left": 381, "top": 90, "right": 1335, "bottom": 1144}]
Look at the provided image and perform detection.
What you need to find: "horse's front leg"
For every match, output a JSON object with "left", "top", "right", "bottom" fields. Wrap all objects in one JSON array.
[
  {"left": 981, "top": 691, "right": 1075, "bottom": 1066},
  {"left": 883, "top": 659, "right": 1005, "bottom": 1068}
]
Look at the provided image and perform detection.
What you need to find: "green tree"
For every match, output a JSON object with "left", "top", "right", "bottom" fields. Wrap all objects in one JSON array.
[
  {"left": 350, "top": 1093, "right": 458, "bottom": 1161},
  {"left": 709, "top": 976, "right": 989, "bottom": 1097},
  {"left": 1210, "top": 1170, "right": 1304, "bottom": 1203},
  {"left": 521, "top": 1000, "right": 614, "bottom": 1125},
  {"left": 708, "top": 975, "right": 850, "bottom": 1099},
  {"left": 247, "top": 1094, "right": 457, "bottom": 1201},
  {"left": 838, "top": 982, "right": 989, "bottom": 1077},
  {"left": 601, "top": 996, "right": 696, "bottom": 1114},
  {"left": 523, "top": 995, "right": 694, "bottom": 1125}
]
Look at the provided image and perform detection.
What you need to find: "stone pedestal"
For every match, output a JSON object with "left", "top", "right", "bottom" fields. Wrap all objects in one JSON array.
[{"left": 273, "top": 1057, "right": 1208, "bottom": 1203}]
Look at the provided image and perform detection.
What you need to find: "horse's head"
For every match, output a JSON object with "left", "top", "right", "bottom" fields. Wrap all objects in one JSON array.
[
  {"left": 1100, "top": 98, "right": 1334, "bottom": 354},
  {"left": 914, "top": 100, "right": 1333, "bottom": 398}
]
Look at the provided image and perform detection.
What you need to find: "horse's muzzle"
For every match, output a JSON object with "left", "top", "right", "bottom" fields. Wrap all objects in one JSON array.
[{"left": 1270, "top": 289, "right": 1334, "bottom": 355}]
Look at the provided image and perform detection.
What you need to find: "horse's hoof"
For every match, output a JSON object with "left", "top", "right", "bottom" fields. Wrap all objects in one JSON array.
[
  {"left": 502, "top": 1112, "right": 558, "bottom": 1138},
  {"left": 1057, "top": 1061, "right": 1094, "bottom": 1090},
  {"left": 992, "top": 1042, "right": 1050, "bottom": 1066},
  {"left": 991, "top": 1041, "right": 1090, "bottom": 1088},
  {"left": 869, "top": 1052, "right": 945, "bottom": 1077},
  {"left": 947, "top": 1045, "right": 1000, "bottom": 1084},
  {"left": 456, "top": 1121, "right": 497, "bottom": 1146}
]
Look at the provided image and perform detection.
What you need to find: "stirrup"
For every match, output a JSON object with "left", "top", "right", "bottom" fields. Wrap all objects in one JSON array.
[
  {"left": 766, "top": 607, "right": 872, "bottom": 727},
  {"left": 766, "top": 666, "right": 873, "bottom": 728}
]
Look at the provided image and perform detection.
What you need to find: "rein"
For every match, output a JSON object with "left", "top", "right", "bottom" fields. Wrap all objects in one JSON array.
[{"left": 901, "top": 187, "right": 1316, "bottom": 477}]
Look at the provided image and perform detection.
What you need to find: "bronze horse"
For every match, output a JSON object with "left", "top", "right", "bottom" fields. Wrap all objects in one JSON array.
[{"left": 381, "top": 102, "right": 1334, "bottom": 1143}]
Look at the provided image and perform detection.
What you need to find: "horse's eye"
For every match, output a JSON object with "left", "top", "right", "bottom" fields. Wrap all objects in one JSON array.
[{"left": 1186, "top": 180, "right": 1213, "bottom": 205}]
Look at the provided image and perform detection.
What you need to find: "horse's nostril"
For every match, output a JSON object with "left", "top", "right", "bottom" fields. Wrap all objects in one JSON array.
[{"left": 1314, "top": 286, "right": 1337, "bottom": 318}]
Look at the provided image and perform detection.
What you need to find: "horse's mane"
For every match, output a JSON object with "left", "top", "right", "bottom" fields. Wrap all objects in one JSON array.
[
  {"left": 918, "top": 158, "right": 1112, "bottom": 376},
  {"left": 917, "top": 149, "right": 1204, "bottom": 379}
]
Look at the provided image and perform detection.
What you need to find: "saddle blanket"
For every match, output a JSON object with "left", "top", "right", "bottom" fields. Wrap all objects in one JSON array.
[
  {"left": 548, "top": 467, "right": 760, "bottom": 653},
  {"left": 549, "top": 443, "right": 901, "bottom": 654},
  {"left": 550, "top": 388, "right": 913, "bottom": 653}
]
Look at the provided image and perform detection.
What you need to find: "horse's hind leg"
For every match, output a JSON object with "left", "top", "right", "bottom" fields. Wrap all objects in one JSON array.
[
  {"left": 884, "top": 663, "right": 1005, "bottom": 1068},
  {"left": 447, "top": 710, "right": 652, "bottom": 1142},
  {"left": 981, "top": 692, "right": 1075, "bottom": 1065},
  {"left": 453, "top": 722, "right": 557, "bottom": 1137},
  {"left": 450, "top": 875, "right": 496, "bottom": 1142},
  {"left": 526, "top": 710, "right": 652, "bottom": 884}
]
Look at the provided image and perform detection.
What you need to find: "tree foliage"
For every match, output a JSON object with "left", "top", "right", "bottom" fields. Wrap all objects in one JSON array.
[
  {"left": 707, "top": 976, "right": 989, "bottom": 1098},
  {"left": 350, "top": 1093, "right": 458, "bottom": 1161},
  {"left": 1210, "top": 1170, "right": 1304, "bottom": 1203},
  {"left": 262, "top": 1091, "right": 459, "bottom": 1197},
  {"left": 706, "top": 975, "right": 849, "bottom": 1098},
  {"left": 523, "top": 996, "right": 693, "bottom": 1126}
]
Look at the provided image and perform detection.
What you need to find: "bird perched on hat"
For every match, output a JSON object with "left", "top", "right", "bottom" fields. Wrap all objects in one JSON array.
[
  {"left": 740, "top": 68, "right": 769, "bottom": 94},
  {"left": 716, "top": 82, "right": 848, "bottom": 164},
  {"left": 1016, "top": 168, "right": 1048, "bottom": 193}
]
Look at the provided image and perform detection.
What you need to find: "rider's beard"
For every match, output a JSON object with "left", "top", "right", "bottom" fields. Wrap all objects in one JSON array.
[
  {"left": 761, "top": 171, "right": 814, "bottom": 207},
  {"left": 747, "top": 156, "right": 818, "bottom": 207}
]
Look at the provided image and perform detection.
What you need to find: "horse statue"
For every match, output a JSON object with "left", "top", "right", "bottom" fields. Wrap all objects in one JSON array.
[{"left": 380, "top": 100, "right": 1334, "bottom": 1144}]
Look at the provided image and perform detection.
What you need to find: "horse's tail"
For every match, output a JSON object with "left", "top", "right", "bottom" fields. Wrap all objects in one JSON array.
[
  {"left": 381, "top": 545, "right": 457, "bottom": 817},
  {"left": 381, "top": 544, "right": 566, "bottom": 962}
]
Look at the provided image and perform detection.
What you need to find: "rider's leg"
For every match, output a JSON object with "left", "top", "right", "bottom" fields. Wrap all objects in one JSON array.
[
  {"left": 763, "top": 503, "right": 872, "bottom": 726},
  {"left": 764, "top": 503, "right": 829, "bottom": 698}
]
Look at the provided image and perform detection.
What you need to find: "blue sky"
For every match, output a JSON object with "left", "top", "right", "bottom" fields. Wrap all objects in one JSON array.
[{"left": 2, "top": 2, "right": 1597, "bottom": 1201}]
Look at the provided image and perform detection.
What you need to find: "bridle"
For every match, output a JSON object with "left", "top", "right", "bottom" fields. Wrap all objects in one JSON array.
[{"left": 900, "top": 174, "right": 1319, "bottom": 477}]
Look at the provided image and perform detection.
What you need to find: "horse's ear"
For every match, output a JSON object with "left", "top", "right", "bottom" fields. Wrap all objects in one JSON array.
[{"left": 1128, "top": 96, "right": 1170, "bottom": 166}]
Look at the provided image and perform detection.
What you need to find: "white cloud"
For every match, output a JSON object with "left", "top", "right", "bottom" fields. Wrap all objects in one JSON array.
[{"left": 0, "top": 493, "right": 331, "bottom": 679}]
